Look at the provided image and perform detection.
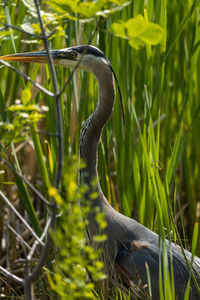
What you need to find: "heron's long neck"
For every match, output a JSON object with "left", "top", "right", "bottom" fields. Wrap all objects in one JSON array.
[{"left": 79, "top": 66, "right": 115, "bottom": 201}]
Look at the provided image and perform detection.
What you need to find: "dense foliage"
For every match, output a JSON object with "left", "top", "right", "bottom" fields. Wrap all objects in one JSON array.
[{"left": 0, "top": 0, "right": 200, "bottom": 298}]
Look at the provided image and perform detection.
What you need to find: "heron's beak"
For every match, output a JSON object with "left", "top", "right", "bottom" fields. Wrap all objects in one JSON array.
[{"left": 0, "top": 50, "right": 70, "bottom": 64}]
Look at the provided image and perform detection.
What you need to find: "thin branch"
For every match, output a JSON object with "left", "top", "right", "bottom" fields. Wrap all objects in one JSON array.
[
  {"left": 6, "top": 223, "right": 32, "bottom": 251},
  {"left": 0, "top": 266, "right": 24, "bottom": 284},
  {"left": 24, "top": 260, "right": 34, "bottom": 300},
  {"left": 35, "top": 130, "right": 58, "bottom": 137},
  {"left": 34, "top": 0, "right": 63, "bottom": 189},
  {"left": 28, "top": 202, "right": 57, "bottom": 282},
  {"left": 56, "top": 53, "right": 85, "bottom": 97},
  {"left": 2, "top": 23, "right": 57, "bottom": 40},
  {"left": 57, "top": 24, "right": 99, "bottom": 97},
  {"left": 1, "top": 158, "right": 51, "bottom": 207},
  {"left": 27, "top": 217, "right": 52, "bottom": 261},
  {"left": 0, "top": 190, "right": 43, "bottom": 245},
  {"left": 2, "top": 23, "right": 45, "bottom": 39},
  {"left": 0, "top": 59, "right": 54, "bottom": 97}
]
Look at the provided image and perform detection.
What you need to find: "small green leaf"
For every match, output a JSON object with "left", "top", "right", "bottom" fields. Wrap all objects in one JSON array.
[
  {"left": 21, "top": 88, "right": 32, "bottom": 105},
  {"left": 110, "top": 22, "right": 126, "bottom": 38},
  {"left": 129, "top": 37, "right": 145, "bottom": 50},
  {"left": 140, "top": 23, "right": 165, "bottom": 45},
  {"left": 125, "top": 15, "right": 146, "bottom": 37}
]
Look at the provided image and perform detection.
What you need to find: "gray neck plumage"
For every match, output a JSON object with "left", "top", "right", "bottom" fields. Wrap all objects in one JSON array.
[{"left": 79, "top": 65, "right": 116, "bottom": 205}]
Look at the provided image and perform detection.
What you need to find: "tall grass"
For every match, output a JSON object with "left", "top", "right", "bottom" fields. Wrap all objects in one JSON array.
[{"left": 0, "top": 0, "right": 200, "bottom": 298}]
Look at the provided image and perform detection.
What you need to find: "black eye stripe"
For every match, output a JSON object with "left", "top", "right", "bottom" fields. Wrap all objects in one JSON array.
[{"left": 53, "top": 51, "right": 77, "bottom": 60}]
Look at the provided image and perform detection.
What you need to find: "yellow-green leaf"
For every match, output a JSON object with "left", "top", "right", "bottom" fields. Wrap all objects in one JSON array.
[
  {"left": 21, "top": 88, "right": 32, "bottom": 105},
  {"left": 125, "top": 15, "right": 146, "bottom": 38},
  {"left": 110, "top": 22, "right": 126, "bottom": 38},
  {"left": 140, "top": 23, "right": 165, "bottom": 45},
  {"left": 111, "top": 13, "right": 165, "bottom": 49}
]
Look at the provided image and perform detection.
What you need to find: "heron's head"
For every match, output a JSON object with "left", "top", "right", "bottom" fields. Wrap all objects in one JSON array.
[
  {"left": 0, "top": 45, "right": 125, "bottom": 123},
  {"left": 0, "top": 45, "right": 111, "bottom": 73}
]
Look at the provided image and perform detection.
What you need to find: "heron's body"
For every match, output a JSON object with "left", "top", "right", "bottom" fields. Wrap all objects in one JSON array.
[{"left": 1, "top": 45, "right": 200, "bottom": 299}]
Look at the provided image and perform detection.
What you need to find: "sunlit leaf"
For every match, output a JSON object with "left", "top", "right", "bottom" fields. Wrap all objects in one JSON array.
[
  {"left": 111, "top": 13, "right": 165, "bottom": 49},
  {"left": 139, "top": 23, "right": 165, "bottom": 45},
  {"left": 21, "top": 88, "right": 32, "bottom": 105},
  {"left": 111, "top": 22, "right": 126, "bottom": 38},
  {"left": 126, "top": 15, "right": 147, "bottom": 37}
]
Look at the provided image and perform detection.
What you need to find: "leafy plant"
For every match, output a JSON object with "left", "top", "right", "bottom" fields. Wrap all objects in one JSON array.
[
  {"left": 48, "top": 158, "right": 106, "bottom": 299},
  {"left": 0, "top": 99, "right": 45, "bottom": 144},
  {"left": 111, "top": 11, "right": 165, "bottom": 49}
]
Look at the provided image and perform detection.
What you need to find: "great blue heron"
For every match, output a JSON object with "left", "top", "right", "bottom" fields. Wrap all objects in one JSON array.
[{"left": 1, "top": 45, "right": 200, "bottom": 299}]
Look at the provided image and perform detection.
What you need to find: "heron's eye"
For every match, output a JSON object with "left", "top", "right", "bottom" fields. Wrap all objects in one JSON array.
[{"left": 70, "top": 52, "right": 77, "bottom": 59}]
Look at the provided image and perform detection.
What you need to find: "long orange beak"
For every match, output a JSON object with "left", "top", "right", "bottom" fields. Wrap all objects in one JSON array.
[
  {"left": 0, "top": 50, "right": 72, "bottom": 64},
  {"left": 0, "top": 51, "right": 57, "bottom": 64}
]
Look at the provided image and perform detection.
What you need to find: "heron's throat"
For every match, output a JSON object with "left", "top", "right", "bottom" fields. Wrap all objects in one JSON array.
[{"left": 79, "top": 67, "right": 116, "bottom": 188}]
